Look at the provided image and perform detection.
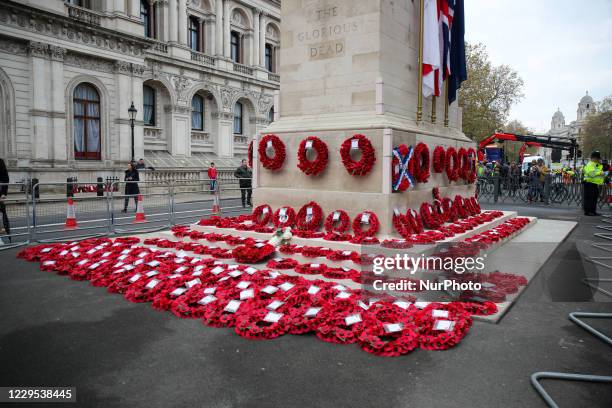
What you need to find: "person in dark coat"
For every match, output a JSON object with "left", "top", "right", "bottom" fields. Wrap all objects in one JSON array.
[
  {"left": 234, "top": 159, "right": 252, "bottom": 207},
  {"left": 0, "top": 158, "right": 10, "bottom": 238},
  {"left": 122, "top": 162, "right": 140, "bottom": 213}
]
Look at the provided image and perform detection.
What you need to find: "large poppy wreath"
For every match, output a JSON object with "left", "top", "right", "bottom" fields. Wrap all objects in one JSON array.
[
  {"left": 259, "top": 134, "right": 286, "bottom": 171},
  {"left": 297, "top": 136, "right": 328, "bottom": 176},
  {"left": 340, "top": 134, "right": 376, "bottom": 176}
]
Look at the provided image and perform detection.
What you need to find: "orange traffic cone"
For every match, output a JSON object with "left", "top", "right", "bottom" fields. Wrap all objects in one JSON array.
[
  {"left": 134, "top": 195, "right": 146, "bottom": 223},
  {"left": 65, "top": 198, "right": 77, "bottom": 229},
  {"left": 212, "top": 193, "right": 221, "bottom": 215}
]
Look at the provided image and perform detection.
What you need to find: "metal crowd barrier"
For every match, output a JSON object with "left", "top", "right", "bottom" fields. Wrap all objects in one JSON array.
[
  {"left": 31, "top": 182, "right": 111, "bottom": 243},
  {"left": 0, "top": 183, "right": 30, "bottom": 250},
  {"left": 0, "top": 178, "right": 248, "bottom": 246},
  {"left": 476, "top": 174, "right": 612, "bottom": 208}
]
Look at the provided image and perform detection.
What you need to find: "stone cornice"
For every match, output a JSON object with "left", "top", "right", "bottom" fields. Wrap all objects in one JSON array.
[{"left": 0, "top": 0, "right": 152, "bottom": 58}]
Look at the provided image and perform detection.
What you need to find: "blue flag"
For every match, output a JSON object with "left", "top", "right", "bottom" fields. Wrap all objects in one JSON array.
[{"left": 448, "top": 0, "right": 467, "bottom": 104}]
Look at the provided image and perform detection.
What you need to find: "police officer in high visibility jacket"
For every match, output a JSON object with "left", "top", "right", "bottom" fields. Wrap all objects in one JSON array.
[{"left": 583, "top": 151, "right": 604, "bottom": 216}]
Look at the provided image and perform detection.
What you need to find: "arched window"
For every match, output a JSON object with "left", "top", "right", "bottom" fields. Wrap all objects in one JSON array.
[
  {"left": 189, "top": 17, "right": 200, "bottom": 51},
  {"left": 141, "top": 0, "right": 153, "bottom": 38},
  {"left": 73, "top": 83, "right": 101, "bottom": 160},
  {"left": 231, "top": 31, "right": 241, "bottom": 63},
  {"left": 233, "top": 102, "right": 243, "bottom": 134},
  {"left": 143, "top": 85, "right": 155, "bottom": 126},
  {"left": 265, "top": 44, "right": 274, "bottom": 72},
  {"left": 192, "top": 94, "right": 204, "bottom": 131}
]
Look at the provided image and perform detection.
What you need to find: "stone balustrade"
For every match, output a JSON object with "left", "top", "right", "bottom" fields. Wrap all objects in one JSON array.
[
  {"left": 191, "top": 51, "right": 216, "bottom": 66},
  {"left": 233, "top": 63, "right": 254, "bottom": 76},
  {"left": 66, "top": 4, "right": 101, "bottom": 26}
]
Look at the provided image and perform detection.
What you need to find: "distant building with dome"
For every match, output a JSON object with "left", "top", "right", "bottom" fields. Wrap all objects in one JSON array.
[{"left": 545, "top": 92, "right": 598, "bottom": 163}]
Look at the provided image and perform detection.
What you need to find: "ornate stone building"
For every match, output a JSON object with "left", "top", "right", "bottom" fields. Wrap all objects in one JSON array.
[
  {"left": 0, "top": 0, "right": 280, "bottom": 181},
  {"left": 548, "top": 92, "right": 597, "bottom": 144}
]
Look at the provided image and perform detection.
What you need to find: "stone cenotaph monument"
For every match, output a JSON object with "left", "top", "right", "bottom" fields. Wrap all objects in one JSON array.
[{"left": 253, "top": 0, "right": 474, "bottom": 236}]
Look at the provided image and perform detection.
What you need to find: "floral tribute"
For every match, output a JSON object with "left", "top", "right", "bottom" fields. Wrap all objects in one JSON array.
[
  {"left": 232, "top": 243, "right": 276, "bottom": 264},
  {"left": 273, "top": 206, "right": 296, "bottom": 228},
  {"left": 258, "top": 134, "right": 286, "bottom": 171},
  {"left": 432, "top": 146, "right": 446, "bottom": 173},
  {"left": 296, "top": 201, "right": 324, "bottom": 232},
  {"left": 297, "top": 136, "right": 329, "bottom": 176},
  {"left": 351, "top": 211, "right": 380, "bottom": 244},
  {"left": 413, "top": 142, "right": 431, "bottom": 183},
  {"left": 392, "top": 144, "right": 414, "bottom": 192},
  {"left": 340, "top": 134, "right": 376, "bottom": 176},
  {"left": 252, "top": 204, "right": 272, "bottom": 226},
  {"left": 445, "top": 146, "right": 459, "bottom": 181}
]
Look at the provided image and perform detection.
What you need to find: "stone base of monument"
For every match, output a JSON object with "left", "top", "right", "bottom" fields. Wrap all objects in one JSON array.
[{"left": 132, "top": 214, "right": 576, "bottom": 324}]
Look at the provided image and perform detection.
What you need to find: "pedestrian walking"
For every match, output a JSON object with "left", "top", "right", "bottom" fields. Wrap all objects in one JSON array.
[
  {"left": 0, "top": 158, "right": 11, "bottom": 240},
  {"left": 583, "top": 151, "right": 604, "bottom": 216},
  {"left": 537, "top": 159, "right": 550, "bottom": 204},
  {"left": 234, "top": 159, "right": 252, "bottom": 207},
  {"left": 122, "top": 162, "right": 140, "bottom": 213},
  {"left": 207, "top": 162, "right": 218, "bottom": 194},
  {"left": 527, "top": 160, "right": 540, "bottom": 202}
]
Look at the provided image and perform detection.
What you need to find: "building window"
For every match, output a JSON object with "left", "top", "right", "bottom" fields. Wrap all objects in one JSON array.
[
  {"left": 192, "top": 94, "right": 204, "bottom": 131},
  {"left": 143, "top": 85, "right": 155, "bottom": 126},
  {"left": 265, "top": 44, "right": 274, "bottom": 72},
  {"left": 73, "top": 83, "right": 101, "bottom": 160},
  {"left": 268, "top": 106, "right": 274, "bottom": 123},
  {"left": 141, "top": 0, "right": 152, "bottom": 38},
  {"left": 189, "top": 17, "right": 200, "bottom": 51},
  {"left": 231, "top": 31, "right": 241, "bottom": 63},
  {"left": 234, "top": 102, "right": 243, "bottom": 134}
]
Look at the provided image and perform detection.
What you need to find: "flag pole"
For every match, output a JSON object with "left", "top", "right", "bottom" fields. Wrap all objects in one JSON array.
[
  {"left": 417, "top": 0, "right": 425, "bottom": 123},
  {"left": 444, "top": 79, "right": 449, "bottom": 127},
  {"left": 431, "top": 95, "right": 437, "bottom": 123}
]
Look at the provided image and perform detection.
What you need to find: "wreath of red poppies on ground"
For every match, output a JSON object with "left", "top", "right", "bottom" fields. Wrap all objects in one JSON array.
[
  {"left": 252, "top": 204, "right": 272, "bottom": 226},
  {"left": 296, "top": 201, "right": 324, "bottom": 231},
  {"left": 406, "top": 209, "right": 424, "bottom": 234},
  {"left": 232, "top": 243, "right": 275, "bottom": 263},
  {"left": 258, "top": 134, "right": 286, "bottom": 171},
  {"left": 352, "top": 211, "right": 380, "bottom": 237},
  {"left": 445, "top": 146, "right": 459, "bottom": 181},
  {"left": 393, "top": 211, "right": 413, "bottom": 239},
  {"left": 324, "top": 210, "right": 350, "bottom": 234},
  {"left": 413, "top": 142, "right": 430, "bottom": 183},
  {"left": 392, "top": 144, "right": 412, "bottom": 192},
  {"left": 273, "top": 206, "right": 296, "bottom": 228},
  {"left": 297, "top": 136, "right": 328, "bottom": 176},
  {"left": 340, "top": 134, "right": 376, "bottom": 176},
  {"left": 420, "top": 202, "right": 443, "bottom": 230},
  {"left": 248, "top": 140, "right": 254, "bottom": 168},
  {"left": 433, "top": 146, "right": 446, "bottom": 173}
]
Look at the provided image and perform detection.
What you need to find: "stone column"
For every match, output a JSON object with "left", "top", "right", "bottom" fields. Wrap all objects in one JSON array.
[
  {"left": 49, "top": 46, "right": 67, "bottom": 163},
  {"left": 223, "top": 0, "right": 231, "bottom": 58},
  {"left": 169, "top": 0, "right": 178, "bottom": 43},
  {"left": 158, "top": 0, "right": 169, "bottom": 41},
  {"left": 114, "top": 61, "right": 134, "bottom": 162},
  {"left": 215, "top": 0, "right": 223, "bottom": 56},
  {"left": 178, "top": 0, "right": 187, "bottom": 45},
  {"left": 199, "top": 19, "right": 205, "bottom": 52},
  {"left": 28, "top": 42, "right": 51, "bottom": 162},
  {"left": 128, "top": 0, "right": 140, "bottom": 17},
  {"left": 216, "top": 112, "right": 234, "bottom": 157},
  {"left": 259, "top": 13, "right": 266, "bottom": 69},
  {"left": 253, "top": 8, "right": 261, "bottom": 66},
  {"left": 208, "top": 18, "right": 216, "bottom": 55}
]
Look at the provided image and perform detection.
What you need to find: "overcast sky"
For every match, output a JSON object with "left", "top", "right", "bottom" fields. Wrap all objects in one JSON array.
[{"left": 465, "top": 0, "right": 612, "bottom": 133}]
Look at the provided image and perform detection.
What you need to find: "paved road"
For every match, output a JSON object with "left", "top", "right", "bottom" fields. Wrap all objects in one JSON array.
[{"left": 0, "top": 208, "right": 611, "bottom": 408}]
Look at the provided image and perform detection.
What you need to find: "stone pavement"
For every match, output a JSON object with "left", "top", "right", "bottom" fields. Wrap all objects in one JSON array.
[{"left": 0, "top": 207, "right": 610, "bottom": 408}]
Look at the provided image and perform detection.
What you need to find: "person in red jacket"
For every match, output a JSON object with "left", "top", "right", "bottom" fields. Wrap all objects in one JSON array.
[{"left": 207, "top": 162, "right": 217, "bottom": 193}]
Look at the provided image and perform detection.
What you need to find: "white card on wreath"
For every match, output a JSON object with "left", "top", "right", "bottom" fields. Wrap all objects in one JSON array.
[
  {"left": 267, "top": 300, "right": 284, "bottom": 310},
  {"left": 262, "top": 207, "right": 269, "bottom": 214},
  {"left": 267, "top": 140, "right": 273, "bottom": 149},
  {"left": 224, "top": 300, "right": 242, "bottom": 313},
  {"left": 305, "top": 307, "right": 322, "bottom": 317},
  {"left": 236, "top": 281, "right": 251, "bottom": 290},
  {"left": 345, "top": 313, "right": 362, "bottom": 326},
  {"left": 305, "top": 140, "right": 313, "bottom": 150},
  {"left": 361, "top": 213, "right": 370, "bottom": 224},
  {"left": 433, "top": 320, "right": 455, "bottom": 331},
  {"left": 245, "top": 267, "right": 258, "bottom": 275},
  {"left": 432, "top": 310, "right": 450, "bottom": 318},
  {"left": 351, "top": 139, "right": 359, "bottom": 150},
  {"left": 198, "top": 295, "right": 216, "bottom": 305},
  {"left": 145, "top": 279, "right": 160, "bottom": 289},
  {"left": 186, "top": 278, "right": 201, "bottom": 288},
  {"left": 262, "top": 285, "right": 278, "bottom": 294},
  {"left": 171, "top": 288, "right": 187, "bottom": 297},
  {"left": 204, "top": 287, "right": 217, "bottom": 294},
  {"left": 278, "top": 282, "right": 295, "bottom": 292},
  {"left": 333, "top": 212, "right": 340, "bottom": 221},
  {"left": 240, "top": 289, "right": 254, "bottom": 300},
  {"left": 263, "top": 311, "right": 283, "bottom": 323},
  {"left": 307, "top": 285, "right": 320, "bottom": 295},
  {"left": 393, "top": 300, "right": 412, "bottom": 310},
  {"left": 384, "top": 323, "right": 404, "bottom": 333}
]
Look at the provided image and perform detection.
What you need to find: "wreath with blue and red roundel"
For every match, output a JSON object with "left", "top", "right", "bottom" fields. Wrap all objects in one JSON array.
[
  {"left": 297, "top": 136, "right": 328, "bottom": 176},
  {"left": 259, "top": 134, "right": 286, "bottom": 171}
]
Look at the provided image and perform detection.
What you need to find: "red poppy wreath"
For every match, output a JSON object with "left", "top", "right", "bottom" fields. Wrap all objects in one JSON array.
[
  {"left": 352, "top": 211, "right": 380, "bottom": 237},
  {"left": 445, "top": 146, "right": 459, "bottom": 181},
  {"left": 259, "top": 134, "right": 286, "bottom": 171},
  {"left": 324, "top": 210, "right": 350, "bottom": 234},
  {"left": 296, "top": 201, "right": 324, "bottom": 231},
  {"left": 273, "top": 206, "right": 296, "bottom": 228},
  {"left": 433, "top": 145, "right": 446, "bottom": 173},
  {"left": 340, "top": 134, "right": 376, "bottom": 176},
  {"left": 297, "top": 136, "right": 328, "bottom": 176},
  {"left": 413, "top": 142, "right": 430, "bottom": 183}
]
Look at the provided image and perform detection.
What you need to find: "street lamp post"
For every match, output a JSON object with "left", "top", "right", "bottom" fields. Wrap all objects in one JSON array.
[{"left": 128, "top": 102, "right": 137, "bottom": 162}]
